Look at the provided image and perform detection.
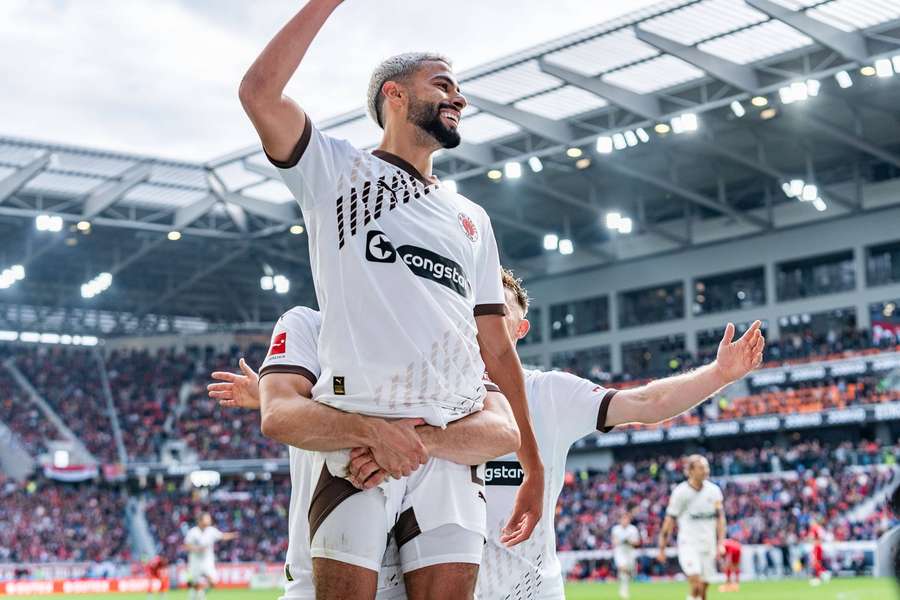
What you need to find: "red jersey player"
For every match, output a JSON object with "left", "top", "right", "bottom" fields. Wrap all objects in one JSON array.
[
  {"left": 718, "top": 539, "right": 742, "bottom": 592},
  {"left": 144, "top": 555, "right": 169, "bottom": 598},
  {"left": 808, "top": 520, "right": 829, "bottom": 586}
]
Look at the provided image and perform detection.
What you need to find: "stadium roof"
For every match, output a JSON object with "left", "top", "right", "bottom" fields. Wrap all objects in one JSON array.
[{"left": 2, "top": 0, "right": 900, "bottom": 336}]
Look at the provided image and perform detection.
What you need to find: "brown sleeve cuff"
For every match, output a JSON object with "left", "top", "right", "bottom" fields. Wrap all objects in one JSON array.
[
  {"left": 596, "top": 390, "right": 618, "bottom": 433},
  {"left": 264, "top": 114, "right": 313, "bottom": 169},
  {"left": 259, "top": 364, "right": 318, "bottom": 386},
  {"left": 474, "top": 303, "right": 507, "bottom": 317},
  {"left": 484, "top": 382, "right": 501, "bottom": 393}
]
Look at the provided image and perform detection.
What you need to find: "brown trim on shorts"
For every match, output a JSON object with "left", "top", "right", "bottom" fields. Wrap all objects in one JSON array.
[
  {"left": 258, "top": 364, "right": 318, "bottom": 386},
  {"left": 474, "top": 303, "right": 507, "bottom": 317},
  {"left": 265, "top": 114, "right": 313, "bottom": 169},
  {"left": 484, "top": 382, "right": 500, "bottom": 393},
  {"left": 393, "top": 507, "right": 422, "bottom": 548},
  {"left": 308, "top": 463, "right": 361, "bottom": 543},
  {"left": 371, "top": 150, "right": 436, "bottom": 186},
  {"left": 597, "top": 389, "right": 618, "bottom": 433}
]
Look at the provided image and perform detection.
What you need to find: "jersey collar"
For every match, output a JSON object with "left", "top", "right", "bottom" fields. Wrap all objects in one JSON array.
[{"left": 372, "top": 150, "right": 437, "bottom": 186}]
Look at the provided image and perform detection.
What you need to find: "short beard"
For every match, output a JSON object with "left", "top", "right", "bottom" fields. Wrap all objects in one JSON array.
[{"left": 407, "top": 95, "right": 461, "bottom": 149}]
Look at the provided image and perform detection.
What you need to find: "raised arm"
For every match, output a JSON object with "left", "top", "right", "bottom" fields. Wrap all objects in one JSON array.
[
  {"left": 606, "top": 321, "right": 765, "bottom": 428},
  {"left": 238, "top": 0, "right": 342, "bottom": 161},
  {"left": 476, "top": 313, "right": 544, "bottom": 546}
]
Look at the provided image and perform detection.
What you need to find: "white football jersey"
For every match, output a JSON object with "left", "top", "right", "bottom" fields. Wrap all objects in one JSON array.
[
  {"left": 261, "top": 307, "right": 405, "bottom": 600},
  {"left": 611, "top": 524, "right": 640, "bottom": 550},
  {"left": 269, "top": 122, "right": 505, "bottom": 427},
  {"left": 476, "top": 369, "right": 617, "bottom": 600},
  {"left": 666, "top": 480, "right": 724, "bottom": 552},
  {"left": 184, "top": 526, "right": 223, "bottom": 569}
]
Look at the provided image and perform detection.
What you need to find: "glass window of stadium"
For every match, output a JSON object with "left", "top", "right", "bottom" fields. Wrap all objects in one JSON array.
[
  {"left": 866, "top": 240, "right": 900, "bottom": 287},
  {"left": 519, "top": 355, "right": 545, "bottom": 370},
  {"left": 776, "top": 250, "right": 855, "bottom": 301},
  {"left": 692, "top": 267, "right": 765, "bottom": 316},
  {"left": 549, "top": 295, "right": 609, "bottom": 339},
  {"left": 618, "top": 282, "right": 684, "bottom": 329},
  {"left": 518, "top": 306, "right": 542, "bottom": 346},
  {"left": 696, "top": 320, "right": 769, "bottom": 362},
  {"left": 621, "top": 334, "right": 686, "bottom": 378},
  {"left": 870, "top": 299, "right": 900, "bottom": 347},
  {"left": 551, "top": 346, "right": 611, "bottom": 379},
  {"left": 776, "top": 307, "right": 861, "bottom": 359}
]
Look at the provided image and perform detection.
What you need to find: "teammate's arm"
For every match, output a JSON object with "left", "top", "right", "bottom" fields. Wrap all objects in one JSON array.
[
  {"left": 476, "top": 313, "right": 544, "bottom": 546},
  {"left": 716, "top": 501, "right": 727, "bottom": 556},
  {"left": 606, "top": 321, "right": 764, "bottom": 427},
  {"left": 239, "top": 0, "right": 342, "bottom": 161},
  {"left": 657, "top": 516, "right": 675, "bottom": 563}
]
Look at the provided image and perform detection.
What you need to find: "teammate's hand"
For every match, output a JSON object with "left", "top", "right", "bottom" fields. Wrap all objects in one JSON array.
[
  {"left": 500, "top": 472, "right": 543, "bottom": 546},
  {"left": 346, "top": 447, "right": 388, "bottom": 490},
  {"left": 656, "top": 549, "right": 667, "bottom": 564},
  {"left": 208, "top": 358, "right": 260, "bottom": 409},
  {"left": 718, "top": 542, "right": 727, "bottom": 558},
  {"left": 714, "top": 320, "right": 765, "bottom": 383},
  {"left": 368, "top": 418, "right": 429, "bottom": 479}
]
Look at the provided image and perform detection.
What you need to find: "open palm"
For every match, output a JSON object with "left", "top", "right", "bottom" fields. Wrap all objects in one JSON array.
[
  {"left": 208, "top": 358, "right": 260, "bottom": 409},
  {"left": 716, "top": 320, "right": 765, "bottom": 383}
]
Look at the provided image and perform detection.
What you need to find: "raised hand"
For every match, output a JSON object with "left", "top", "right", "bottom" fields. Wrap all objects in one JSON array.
[
  {"left": 715, "top": 320, "right": 765, "bottom": 384},
  {"left": 208, "top": 358, "right": 260, "bottom": 409}
]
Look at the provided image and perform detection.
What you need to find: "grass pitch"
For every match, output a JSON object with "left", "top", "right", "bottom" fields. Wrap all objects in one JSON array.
[{"left": 16, "top": 578, "right": 898, "bottom": 599}]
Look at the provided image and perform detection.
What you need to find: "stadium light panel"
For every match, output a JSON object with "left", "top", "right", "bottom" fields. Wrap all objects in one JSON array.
[
  {"left": 566, "top": 147, "right": 583, "bottom": 158},
  {"left": 273, "top": 275, "right": 290, "bottom": 294},
  {"left": 20, "top": 332, "right": 40, "bottom": 343},
  {"left": 558, "top": 239, "right": 574, "bottom": 255},
  {"left": 790, "top": 82, "right": 808, "bottom": 102},
  {"left": 618, "top": 217, "right": 633, "bottom": 234},
  {"left": 81, "top": 272, "right": 112, "bottom": 298},
  {"left": 835, "top": 71, "right": 853, "bottom": 89},
  {"left": 681, "top": 113, "right": 698, "bottom": 131},
  {"left": 778, "top": 86, "right": 795, "bottom": 104},
  {"left": 635, "top": 128, "right": 650, "bottom": 143},
  {"left": 35, "top": 214, "right": 63, "bottom": 232},
  {"left": 801, "top": 184, "right": 818, "bottom": 202},
  {"left": 670, "top": 116, "right": 685, "bottom": 134},
  {"left": 167, "top": 231, "right": 181, "bottom": 241},
  {"left": 504, "top": 161, "right": 522, "bottom": 179},
  {"left": 605, "top": 212, "right": 622, "bottom": 229},
  {"left": 654, "top": 123, "right": 670, "bottom": 134},
  {"left": 596, "top": 136, "right": 614, "bottom": 154},
  {"left": 860, "top": 66, "right": 876, "bottom": 77},
  {"left": 612, "top": 133, "right": 627, "bottom": 150},
  {"left": 487, "top": 169, "right": 502, "bottom": 180},
  {"left": 575, "top": 158, "right": 591, "bottom": 170},
  {"left": 76, "top": 220, "right": 91, "bottom": 232},
  {"left": 750, "top": 96, "right": 768, "bottom": 107},
  {"left": 781, "top": 182, "right": 794, "bottom": 198},
  {"left": 730, "top": 101, "right": 746, "bottom": 118},
  {"left": 528, "top": 156, "right": 543, "bottom": 173},
  {"left": 813, "top": 198, "right": 827, "bottom": 212},
  {"left": 0, "top": 265, "right": 25, "bottom": 289},
  {"left": 893, "top": 55, "right": 900, "bottom": 74},
  {"left": 0, "top": 330, "right": 17, "bottom": 341},
  {"left": 260, "top": 276, "right": 274, "bottom": 291},
  {"left": 543, "top": 233, "right": 559, "bottom": 251},
  {"left": 623, "top": 130, "right": 638, "bottom": 147},
  {"left": 289, "top": 224, "right": 305, "bottom": 235},
  {"left": 789, "top": 179, "right": 805, "bottom": 197},
  {"left": 806, "top": 79, "right": 820, "bottom": 97},
  {"left": 875, "top": 58, "right": 894, "bottom": 78}
]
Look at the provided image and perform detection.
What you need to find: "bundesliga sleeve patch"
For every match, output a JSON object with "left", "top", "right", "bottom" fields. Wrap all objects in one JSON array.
[{"left": 269, "top": 331, "right": 286, "bottom": 356}]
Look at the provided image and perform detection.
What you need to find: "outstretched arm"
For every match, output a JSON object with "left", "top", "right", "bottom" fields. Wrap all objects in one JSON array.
[
  {"left": 607, "top": 321, "right": 765, "bottom": 427},
  {"left": 239, "top": 0, "right": 343, "bottom": 161}
]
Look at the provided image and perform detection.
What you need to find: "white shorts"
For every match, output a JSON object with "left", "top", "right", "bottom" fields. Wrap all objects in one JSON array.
[
  {"left": 308, "top": 454, "right": 486, "bottom": 573},
  {"left": 187, "top": 563, "right": 218, "bottom": 585},
  {"left": 614, "top": 549, "right": 636, "bottom": 571},
  {"left": 677, "top": 546, "right": 717, "bottom": 581}
]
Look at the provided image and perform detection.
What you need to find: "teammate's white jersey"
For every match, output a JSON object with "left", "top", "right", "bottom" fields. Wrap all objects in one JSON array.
[
  {"left": 666, "top": 480, "right": 724, "bottom": 551},
  {"left": 269, "top": 123, "right": 505, "bottom": 426},
  {"left": 184, "top": 526, "right": 223, "bottom": 571},
  {"left": 261, "top": 307, "right": 404, "bottom": 600},
  {"left": 262, "top": 309, "right": 618, "bottom": 600},
  {"left": 477, "top": 369, "right": 617, "bottom": 600},
  {"left": 612, "top": 524, "right": 640, "bottom": 551}
]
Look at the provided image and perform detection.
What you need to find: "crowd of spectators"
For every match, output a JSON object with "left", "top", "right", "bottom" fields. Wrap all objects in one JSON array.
[
  {"left": 0, "top": 367, "right": 62, "bottom": 457},
  {"left": 11, "top": 346, "right": 118, "bottom": 464},
  {"left": 141, "top": 475, "right": 290, "bottom": 564},
  {"left": 0, "top": 476, "right": 129, "bottom": 564},
  {"left": 555, "top": 440, "right": 899, "bottom": 557}
]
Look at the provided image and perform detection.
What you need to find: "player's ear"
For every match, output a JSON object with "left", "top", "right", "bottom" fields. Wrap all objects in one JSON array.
[
  {"left": 382, "top": 80, "right": 405, "bottom": 115},
  {"left": 517, "top": 318, "right": 530, "bottom": 340}
]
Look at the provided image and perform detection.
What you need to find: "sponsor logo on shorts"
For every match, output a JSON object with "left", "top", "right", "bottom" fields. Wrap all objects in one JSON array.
[
  {"left": 364, "top": 230, "right": 471, "bottom": 298},
  {"left": 484, "top": 460, "right": 524, "bottom": 486}
]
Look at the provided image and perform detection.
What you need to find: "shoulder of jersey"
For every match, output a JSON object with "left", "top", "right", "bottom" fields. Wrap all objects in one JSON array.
[{"left": 280, "top": 306, "right": 322, "bottom": 327}]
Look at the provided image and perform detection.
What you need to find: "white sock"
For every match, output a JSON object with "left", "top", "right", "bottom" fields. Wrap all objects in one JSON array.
[
  {"left": 197, "top": 591, "right": 206, "bottom": 600},
  {"left": 618, "top": 573, "right": 630, "bottom": 598}
]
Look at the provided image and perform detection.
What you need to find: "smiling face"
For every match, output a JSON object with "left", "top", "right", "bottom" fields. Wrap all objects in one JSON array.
[
  {"left": 381, "top": 60, "right": 466, "bottom": 149},
  {"left": 686, "top": 455, "right": 710, "bottom": 484}
]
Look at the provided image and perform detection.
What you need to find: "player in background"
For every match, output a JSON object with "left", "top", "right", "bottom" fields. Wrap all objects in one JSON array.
[
  {"left": 184, "top": 513, "right": 238, "bottom": 600},
  {"left": 240, "top": 3, "right": 542, "bottom": 597},
  {"left": 808, "top": 519, "right": 830, "bottom": 586},
  {"left": 212, "top": 270, "right": 766, "bottom": 599},
  {"left": 719, "top": 538, "right": 741, "bottom": 592},
  {"left": 144, "top": 555, "right": 169, "bottom": 599},
  {"left": 611, "top": 512, "right": 641, "bottom": 600},
  {"left": 657, "top": 456, "right": 726, "bottom": 600}
]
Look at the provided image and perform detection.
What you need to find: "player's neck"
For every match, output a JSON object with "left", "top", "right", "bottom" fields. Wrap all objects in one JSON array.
[
  {"left": 378, "top": 127, "right": 436, "bottom": 182},
  {"left": 688, "top": 479, "right": 704, "bottom": 491}
]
